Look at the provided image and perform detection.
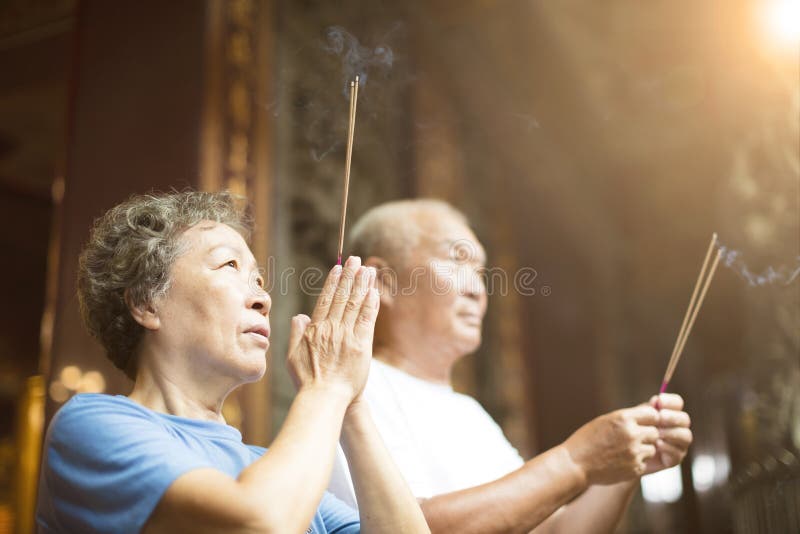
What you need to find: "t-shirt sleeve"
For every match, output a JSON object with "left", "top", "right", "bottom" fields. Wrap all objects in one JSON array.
[
  {"left": 360, "top": 372, "right": 434, "bottom": 499},
  {"left": 327, "top": 371, "right": 434, "bottom": 507},
  {"left": 39, "top": 396, "right": 216, "bottom": 534},
  {"left": 317, "top": 491, "right": 360, "bottom": 533},
  {"left": 327, "top": 445, "right": 358, "bottom": 509}
]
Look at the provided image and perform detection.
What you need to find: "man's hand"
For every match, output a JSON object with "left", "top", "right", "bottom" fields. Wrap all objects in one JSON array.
[
  {"left": 286, "top": 256, "right": 379, "bottom": 401},
  {"left": 562, "top": 405, "right": 660, "bottom": 485},
  {"left": 644, "top": 393, "right": 692, "bottom": 475}
]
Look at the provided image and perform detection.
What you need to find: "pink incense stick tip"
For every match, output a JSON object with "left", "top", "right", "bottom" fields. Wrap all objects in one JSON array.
[
  {"left": 655, "top": 381, "right": 668, "bottom": 410},
  {"left": 336, "top": 255, "right": 342, "bottom": 266}
]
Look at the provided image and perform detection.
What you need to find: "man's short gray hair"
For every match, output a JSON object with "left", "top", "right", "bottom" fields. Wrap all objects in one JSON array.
[
  {"left": 349, "top": 199, "right": 467, "bottom": 268},
  {"left": 77, "top": 190, "right": 251, "bottom": 380}
]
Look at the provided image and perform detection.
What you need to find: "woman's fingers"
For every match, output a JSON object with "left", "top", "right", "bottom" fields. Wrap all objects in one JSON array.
[
  {"left": 310, "top": 265, "right": 343, "bottom": 322},
  {"left": 354, "top": 287, "right": 380, "bottom": 343},
  {"left": 341, "top": 267, "right": 374, "bottom": 330},
  {"left": 288, "top": 314, "right": 311, "bottom": 354},
  {"left": 328, "top": 256, "right": 361, "bottom": 321}
]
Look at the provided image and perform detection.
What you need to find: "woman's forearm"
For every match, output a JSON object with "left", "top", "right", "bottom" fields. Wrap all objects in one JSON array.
[
  {"left": 341, "top": 401, "right": 431, "bottom": 533},
  {"left": 237, "top": 385, "right": 351, "bottom": 530}
]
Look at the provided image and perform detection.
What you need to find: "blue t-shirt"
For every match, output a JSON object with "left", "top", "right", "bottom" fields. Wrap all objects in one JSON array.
[{"left": 36, "top": 394, "right": 359, "bottom": 534}]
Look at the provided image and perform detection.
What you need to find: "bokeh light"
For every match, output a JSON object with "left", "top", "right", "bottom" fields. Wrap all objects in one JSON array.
[
  {"left": 762, "top": 0, "right": 800, "bottom": 45},
  {"left": 59, "top": 365, "right": 81, "bottom": 390}
]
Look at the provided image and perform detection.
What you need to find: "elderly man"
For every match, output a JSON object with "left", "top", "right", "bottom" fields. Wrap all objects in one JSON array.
[
  {"left": 328, "top": 199, "right": 693, "bottom": 533},
  {"left": 37, "top": 192, "right": 429, "bottom": 533}
]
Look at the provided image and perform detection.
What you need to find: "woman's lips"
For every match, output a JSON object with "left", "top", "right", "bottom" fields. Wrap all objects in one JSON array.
[
  {"left": 244, "top": 324, "right": 270, "bottom": 345},
  {"left": 245, "top": 331, "right": 270, "bottom": 346}
]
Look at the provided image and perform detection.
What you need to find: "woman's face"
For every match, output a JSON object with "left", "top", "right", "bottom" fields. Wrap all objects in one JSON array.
[{"left": 153, "top": 221, "right": 271, "bottom": 384}]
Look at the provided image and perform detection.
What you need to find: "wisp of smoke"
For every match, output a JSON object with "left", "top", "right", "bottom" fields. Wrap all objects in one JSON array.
[
  {"left": 324, "top": 26, "right": 394, "bottom": 97},
  {"left": 718, "top": 242, "right": 800, "bottom": 287}
]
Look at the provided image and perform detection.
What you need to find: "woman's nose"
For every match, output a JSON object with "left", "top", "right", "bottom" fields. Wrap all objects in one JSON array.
[{"left": 248, "top": 288, "right": 271, "bottom": 316}]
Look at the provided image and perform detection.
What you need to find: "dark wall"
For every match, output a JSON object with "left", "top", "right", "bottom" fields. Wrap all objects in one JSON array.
[{"left": 46, "top": 0, "right": 208, "bottom": 419}]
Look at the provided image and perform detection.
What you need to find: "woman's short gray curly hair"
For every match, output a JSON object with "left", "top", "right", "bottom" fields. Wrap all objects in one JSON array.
[{"left": 77, "top": 190, "right": 252, "bottom": 380}]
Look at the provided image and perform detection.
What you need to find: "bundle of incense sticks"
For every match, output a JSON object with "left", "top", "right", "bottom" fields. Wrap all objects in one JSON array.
[
  {"left": 657, "top": 233, "right": 722, "bottom": 408},
  {"left": 336, "top": 76, "right": 360, "bottom": 266}
]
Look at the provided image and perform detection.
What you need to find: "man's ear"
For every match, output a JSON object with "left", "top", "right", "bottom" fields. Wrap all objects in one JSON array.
[
  {"left": 364, "top": 256, "right": 395, "bottom": 308},
  {"left": 124, "top": 289, "right": 161, "bottom": 331}
]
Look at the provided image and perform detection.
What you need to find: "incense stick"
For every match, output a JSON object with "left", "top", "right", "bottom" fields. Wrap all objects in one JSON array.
[
  {"left": 336, "top": 76, "right": 360, "bottom": 265},
  {"left": 657, "top": 234, "right": 721, "bottom": 405},
  {"left": 665, "top": 248, "right": 721, "bottom": 383}
]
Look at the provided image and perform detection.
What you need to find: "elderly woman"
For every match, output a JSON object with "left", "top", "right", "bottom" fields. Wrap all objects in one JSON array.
[{"left": 36, "top": 191, "right": 429, "bottom": 534}]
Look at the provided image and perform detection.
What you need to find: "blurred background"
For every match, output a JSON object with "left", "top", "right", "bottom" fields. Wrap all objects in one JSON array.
[{"left": 0, "top": 0, "right": 798, "bottom": 532}]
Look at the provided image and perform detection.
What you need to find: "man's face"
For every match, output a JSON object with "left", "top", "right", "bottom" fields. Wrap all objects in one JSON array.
[
  {"left": 152, "top": 221, "right": 271, "bottom": 383},
  {"left": 390, "top": 216, "right": 488, "bottom": 357}
]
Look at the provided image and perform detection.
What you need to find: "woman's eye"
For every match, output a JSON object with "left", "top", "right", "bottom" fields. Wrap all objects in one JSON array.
[{"left": 224, "top": 260, "right": 238, "bottom": 269}]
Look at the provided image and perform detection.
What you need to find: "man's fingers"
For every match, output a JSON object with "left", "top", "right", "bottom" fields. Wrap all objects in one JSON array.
[
  {"left": 354, "top": 287, "right": 380, "bottom": 342},
  {"left": 629, "top": 405, "right": 660, "bottom": 426},
  {"left": 656, "top": 439, "right": 685, "bottom": 467},
  {"left": 310, "top": 266, "right": 342, "bottom": 322},
  {"left": 658, "top": 409, "right": 691, "bottom": 429},
  {"left": 328, "top": 256, "right": 361, "bottom": 321},
  {"left": 341, "top": 267, "right": 374, "bottom": 329},
  {"left": 650, "top": 393, "right": 684, "bottom": 411},
  {"left": 640, "top": 425, "right": 660, "bottom": 444},
  {"left": 658, "top": 427, "right": 693, "bottom": 448},
  {"left": 639, "top": 443, "right": 657, "bottom": 463}
]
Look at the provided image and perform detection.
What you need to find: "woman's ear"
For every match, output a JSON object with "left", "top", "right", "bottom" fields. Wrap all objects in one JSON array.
[
  {"left": 124, "top": 289, "right": 161, "bottom": 331},
  {"left": 364, "top": 256, "right": 395, "bottom": 308}
]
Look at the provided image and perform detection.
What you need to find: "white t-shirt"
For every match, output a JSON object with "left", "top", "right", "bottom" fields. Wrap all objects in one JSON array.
[{"left": 329, "top": 359, "right": 525, "bottom": 509}]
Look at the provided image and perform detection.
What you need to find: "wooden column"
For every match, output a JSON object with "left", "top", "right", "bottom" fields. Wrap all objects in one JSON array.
[
  {"left": 199, "top": 0, "right": 275, "bottom": 445},
  {"left": 45, "top": 0, "right": 276, "bottom": 446}
]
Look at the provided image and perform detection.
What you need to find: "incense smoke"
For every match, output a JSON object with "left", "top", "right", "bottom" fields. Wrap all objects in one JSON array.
[
  {"left": 324, "top": 25, "right": 394, "bottom": 97},
  {"left": 717, "top": 242, "right": 800, "bottom": 287}
]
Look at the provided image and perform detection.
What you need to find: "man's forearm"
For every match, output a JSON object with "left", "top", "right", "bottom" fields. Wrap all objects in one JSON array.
[
  {"left": 420, "top": 445, "right": 588, "bottom": 534},
  {"left": 533, "top": 480, "right": 638, "bottom": 534},
  {"left": 341, "top": 401, "right": 430, "bottom": 533}
]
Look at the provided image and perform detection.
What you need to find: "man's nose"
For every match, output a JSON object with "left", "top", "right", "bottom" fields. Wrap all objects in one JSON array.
[{"left": 462, "top": 268, "right": 487, "bottom": 299}]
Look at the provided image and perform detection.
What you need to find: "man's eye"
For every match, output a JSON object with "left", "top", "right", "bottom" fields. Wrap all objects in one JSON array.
[{"left": 224, "top": 260, "right": 238, "bottom": 269}]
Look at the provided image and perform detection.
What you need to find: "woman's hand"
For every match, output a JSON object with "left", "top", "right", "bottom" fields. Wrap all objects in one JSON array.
[{"left": 286, "top": 256, "right": 379, "bottom": 402}]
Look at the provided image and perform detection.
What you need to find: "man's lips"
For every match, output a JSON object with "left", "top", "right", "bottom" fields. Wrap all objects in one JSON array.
[{"left": 458, "top": 312, "right": 483, "bottom": 325}]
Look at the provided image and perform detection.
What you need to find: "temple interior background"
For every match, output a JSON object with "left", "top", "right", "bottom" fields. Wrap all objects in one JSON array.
[{"left": 0, "top": 1, "right": 798, "bottom": 532}]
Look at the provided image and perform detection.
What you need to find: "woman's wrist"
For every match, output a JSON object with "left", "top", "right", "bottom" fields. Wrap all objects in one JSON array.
[{"left": 295, "top": 382, "right": 353, "bottom": 411}]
